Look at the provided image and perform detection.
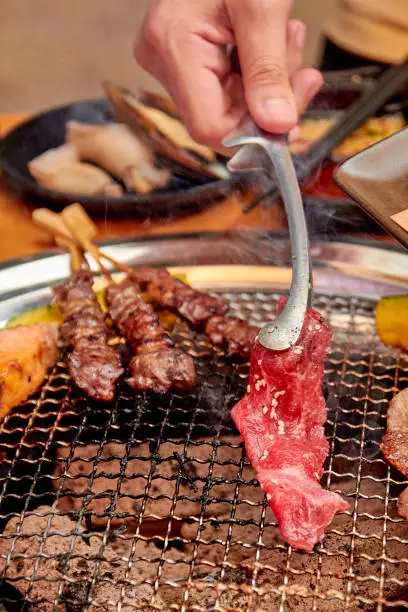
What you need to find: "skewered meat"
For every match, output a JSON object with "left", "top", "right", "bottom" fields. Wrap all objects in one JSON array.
[
  {"left": 205, "top": 315, "right": 258, "bottom": 359},
  {"left": 54, "top": 271, "right": 124, "bottom": 401},
  {"left": 129, "top": 267, "right": 228, "bottom": 327},
  {"left": 28, "top": 143, "right": 123, "bottom": 197},
  {"left": 130, "top": 267, "right": 258, "bottom": 358},
  {"left": 128, "top": 348, "right": 195, "bottom": 394},
  {"left": 66, "top": 121, "right": 171, "bottom": 194},
  {"left": 0, "top": 323, "right": 59, "bottom": 419},
  {"left": 105, "top": 278, "right": 195, "bottom": 394},
  {"left": 382, "top": 387, "right": 408, "bottom": 519},
  {"left": 232, "top": 298, "right": 349, "bottom": 552}
]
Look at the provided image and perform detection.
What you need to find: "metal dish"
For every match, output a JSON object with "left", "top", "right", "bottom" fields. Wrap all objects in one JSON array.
[
  {"left": 0, "top": 234, "right": 407, "bottom": 609},
  {"left": 0, "top": 233, "right": 408, "bottom": 610}
]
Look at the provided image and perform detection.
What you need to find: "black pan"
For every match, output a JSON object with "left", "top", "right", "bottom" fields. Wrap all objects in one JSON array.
[{"left": 0, "top": 99, "right": 242, "bottom": 218}]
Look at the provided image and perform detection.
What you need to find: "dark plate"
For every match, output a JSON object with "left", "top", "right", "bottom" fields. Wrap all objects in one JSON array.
[{"left": 0, "top": 99, "right": 240, "bottom": 218}]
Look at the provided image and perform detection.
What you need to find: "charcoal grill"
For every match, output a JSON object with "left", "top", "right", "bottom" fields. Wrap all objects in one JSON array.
[{"left": 0, "top": 233, "right": 407, "bottom": 611}]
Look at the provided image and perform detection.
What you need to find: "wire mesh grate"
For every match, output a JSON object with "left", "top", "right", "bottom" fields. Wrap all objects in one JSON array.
[{"left": 0, "top": 290, "right": 407, "bottom": 611}]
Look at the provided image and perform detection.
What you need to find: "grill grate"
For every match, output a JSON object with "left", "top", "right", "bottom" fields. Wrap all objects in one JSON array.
[{"left": 0, "top": 290, "right": 407, "bottom": 611}]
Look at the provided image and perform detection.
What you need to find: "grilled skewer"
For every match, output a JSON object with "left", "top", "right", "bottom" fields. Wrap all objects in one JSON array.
[
  {"left": 59, "top": 205, "right": 196, "bottom": 394},
  {"left": 129, "top": 267, "right": 258, "bottom": 358},
  {"left": 34, "top": 207, "right": 124, "bottom": 401},
  {"left": 105, "top": 278, "right": 195, "bottom": 393},
  {"left": 54, "top": 270, "right": 124, "bottom": 401},
  {"left": 129, "top": 267, "right": 228, "bottom": 327}
]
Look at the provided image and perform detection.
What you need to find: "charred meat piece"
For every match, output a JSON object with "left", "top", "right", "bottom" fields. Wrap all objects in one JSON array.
[
  {"left": 54, "top": 271, "right": 124, "bottom": 401},
  {"left": 129, "top": 267, "right": 228, "bottom": 327},
  {"left": 382, "top": 387, "right": 408, "bottom": 520},
  {"left": 105, "top": 278, "right": 195, "bottom": 393},
  {"left": 205, "top": 316, "right": 258, "bottom": 359},
  {"left": 382, "top": 387, "right": 408, "bottom": 477},
  {"left": 0, "top": 323, "right": 59, "bottom": 419},
  {"left": 128, "top": 347, "right": 196, "bottom": 394},
  {"left": 232, "top": 297, "right": 349, "bottom": 552}
]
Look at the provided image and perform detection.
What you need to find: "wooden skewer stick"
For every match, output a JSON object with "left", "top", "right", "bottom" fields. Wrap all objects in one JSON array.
[
  {"left": 32, "top": 208, "right": 88, "bottom": 272},
  {"left": 61, "top": 204, "right": 113, "bottom": 281},
  {"left": 60, "top": 203, "right": 132, "bottom": 274}
]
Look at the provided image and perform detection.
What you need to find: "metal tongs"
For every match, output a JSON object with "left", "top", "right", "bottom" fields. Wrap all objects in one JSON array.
[{"left": 223, "top": 116, "right": 312, "bottom": 351}]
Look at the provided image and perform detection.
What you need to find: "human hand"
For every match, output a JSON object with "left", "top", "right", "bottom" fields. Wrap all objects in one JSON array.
[{"left": 135, "top": 0, "right": 323, "bottom": 149}]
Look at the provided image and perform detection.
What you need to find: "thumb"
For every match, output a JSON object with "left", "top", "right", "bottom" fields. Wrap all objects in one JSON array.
[{"left": 226, "top": 0, "right": 297, "bottom": 133}]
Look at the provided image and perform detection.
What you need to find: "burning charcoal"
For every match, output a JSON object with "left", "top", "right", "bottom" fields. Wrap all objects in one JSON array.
[{"left": 62, "top": 580, "right": 91, "bottom": 612}]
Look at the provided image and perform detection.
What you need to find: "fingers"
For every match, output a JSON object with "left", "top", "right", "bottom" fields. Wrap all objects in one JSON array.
[
  {"left": 168, "top": 38, "right": 246, "bottom": 146},
  {"left": 134, "top": 0, "right": 246, "bottom": 147},
  {"left": 226, "top": 0, "right": 297, "bottom": 134},
  {"left": 291, "top": 68, "right": 323, "bottom": 116},
  {"left": 287, "top": 19, "right": 306, "bottom": 77}
]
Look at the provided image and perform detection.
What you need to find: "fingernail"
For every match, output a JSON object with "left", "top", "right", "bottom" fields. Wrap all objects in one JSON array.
[
  {"left": 294, "top": 22, "right": 306, "bottom": 49},
  {"left": 261, "top": 98, "right": 297, "bottom": 122}
]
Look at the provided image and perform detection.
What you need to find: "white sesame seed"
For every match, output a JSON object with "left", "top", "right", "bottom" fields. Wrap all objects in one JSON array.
[
  {"left": 254, "top": 374, "right": 260, "bottom": 380},
  {"left": 308, "top": 325, "right": 313, "bottom": 332},
  {"left": 262, "top": 406, "right": 268, "bottom": 415},
  {"left": 270, "top": 407, "right": 277, "bottom": 420},
  {"left": 271, "top": 398, "right": 278, "bottom": 408},
  {"left": 278, "top": 421, "right": 285, "bottom": 435},
  {"left": 268, "top": 434, "right": 274, "bottom": 441},
  {"left": 275, "top": 390, "right": 286, "bottom": 397},
  {"left": 247, "top": 385, "right": 251, "bottom": 393},
  {"left": 315, "top": 324, "right": 322, "bottom": 331},
  {"left": 258, "top": 359, "right": 263, "bottom": 365},
  {"left": 266, "top": 493, "right": 272, "bottom": 501},
  {"left": 260, "top": 449, "right": 269, "bottom": 462}
]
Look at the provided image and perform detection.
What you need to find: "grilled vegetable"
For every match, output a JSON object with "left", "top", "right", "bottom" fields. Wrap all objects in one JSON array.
[
  {"left": 376, "top": 296, "right": 408, "bottom": 349},
  {"left": 0, "top": 323, "right": 59, "bottom": 418}
]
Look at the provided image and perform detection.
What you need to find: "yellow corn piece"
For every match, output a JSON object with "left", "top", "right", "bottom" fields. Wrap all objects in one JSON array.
[{"left": 376, "top": 296, "right": 408, "bottom": 349}]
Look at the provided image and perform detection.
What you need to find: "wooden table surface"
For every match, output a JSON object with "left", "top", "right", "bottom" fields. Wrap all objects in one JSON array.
[{"left": 0, "top": 113, "right": 291, "bottom": 263}]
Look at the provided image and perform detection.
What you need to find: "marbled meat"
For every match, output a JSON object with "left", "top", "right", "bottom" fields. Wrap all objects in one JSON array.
[
  {"left": 232, "top": 297, "right": 349, "bottom": 551},
  {"left": 54, "top": 271, "right": 124, "bottom": 401},
  {"left": 105, "top": 278, "right": 195, "bottom": 393}
]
